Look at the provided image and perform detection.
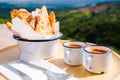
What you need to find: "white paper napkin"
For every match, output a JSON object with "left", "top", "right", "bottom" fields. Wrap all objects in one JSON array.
[
  {"left": 11, "top": 17, "right": 60, "bottom": 40},
  {"left": 0, "top": 54, "right": 78, "bottom": 80}
]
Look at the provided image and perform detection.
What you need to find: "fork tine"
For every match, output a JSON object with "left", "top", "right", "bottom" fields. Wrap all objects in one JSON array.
[
  {"left": 58, "top": 74, "right": 73, "bottom": 80},
  {"left": 48, "top": 74, "right": 72, "bottom": 80},
  {"left": 52, "top": 74, "right": 73, "bottom": 80}
]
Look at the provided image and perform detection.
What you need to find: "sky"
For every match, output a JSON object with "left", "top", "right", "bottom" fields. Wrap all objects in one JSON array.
[
  {"left": 0, "top": 0, "right": 119, "bottom": 3},
  {"left": 0, "top": 0, "right": 119, "bottom": 7}
]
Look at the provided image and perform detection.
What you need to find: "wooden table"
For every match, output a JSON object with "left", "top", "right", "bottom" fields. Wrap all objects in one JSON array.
[{"left": 0, "top": 24, "right": 120, "bottom": 80}]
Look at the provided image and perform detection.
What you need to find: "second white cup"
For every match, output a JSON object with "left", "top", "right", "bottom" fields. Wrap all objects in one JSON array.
[{"left": 84, "top": 45, "right": 112, "bottom": 74}]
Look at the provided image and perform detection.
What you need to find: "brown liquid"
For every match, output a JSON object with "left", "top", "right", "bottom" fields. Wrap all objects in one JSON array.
[
  {"left": 67, "top": 43, "right": 83, "bottom": 48},
  {"left": 91, "top": 49, "right": 108, "bottom": 54}
]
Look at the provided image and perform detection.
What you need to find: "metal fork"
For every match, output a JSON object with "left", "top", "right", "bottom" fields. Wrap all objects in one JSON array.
[
  {"left": 17, "top": 60, "right": 72, "bottom": 80},
  {"left": 3, "top": 64, "right": 32, "bottom": 80}
]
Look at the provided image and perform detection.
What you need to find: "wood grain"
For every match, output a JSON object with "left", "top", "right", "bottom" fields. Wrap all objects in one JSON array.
[{"left": 0, "top": 73, "right": 9, "bottom": 80}]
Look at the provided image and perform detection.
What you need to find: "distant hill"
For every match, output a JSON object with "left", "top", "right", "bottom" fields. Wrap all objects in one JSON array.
[
  {"left": 70, "top": 3, "right": 120, "bottom": 13},
  {"left": 80, "top": 3, "right": 120, "bottom": 13},
  {"left": 0, "top": 1, "right": 120, "bottom": 19}
]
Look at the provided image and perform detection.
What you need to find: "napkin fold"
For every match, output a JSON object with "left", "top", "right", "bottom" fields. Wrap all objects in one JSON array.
[{"left": 0, "top": 54, "right": 78, "bottom": 80}]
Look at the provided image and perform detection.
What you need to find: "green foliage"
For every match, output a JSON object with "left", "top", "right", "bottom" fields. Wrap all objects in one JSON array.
[
  {"left": 0, "top": 18, "right": 10, "bottom": 24},
  {"left": 112, "top": 46, "right": 120, "bottom": 55},
  {"left": 56, "top": 5, "right": 120, "bottom": 50},
  {"left": 0, "top": 12, "right": 10, "bottom": 23}
]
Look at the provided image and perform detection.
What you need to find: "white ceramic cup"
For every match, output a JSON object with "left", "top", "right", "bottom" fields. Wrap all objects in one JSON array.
[
  {"left": 13, "top": 32, "right": 62, "bottom": 60},
  {"left": 63, "top": 41, "right": 87, "bottom": 66},
  {"left": 84, "top": 45, "right": 112, "bottom": 74}
]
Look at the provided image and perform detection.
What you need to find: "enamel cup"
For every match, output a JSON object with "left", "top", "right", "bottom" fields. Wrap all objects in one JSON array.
[
  {"left": 84, "top": 45, "right": 112, "bottom": 74},
  {"left": 63, "top": 41, "right": 87, "bottom": 66}
]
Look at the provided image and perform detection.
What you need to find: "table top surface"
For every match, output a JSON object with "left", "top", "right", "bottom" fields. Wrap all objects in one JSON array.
[{"left": 0, "top": 24, "right": 120, "bottom": 80}]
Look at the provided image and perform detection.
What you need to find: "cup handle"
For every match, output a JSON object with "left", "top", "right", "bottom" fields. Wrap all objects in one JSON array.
[
  {"left": 87, "top": 55, "right": 93, "bottom": 69},
  {"left": 65, "top": 49, "right": 72, "bottom": 63}
]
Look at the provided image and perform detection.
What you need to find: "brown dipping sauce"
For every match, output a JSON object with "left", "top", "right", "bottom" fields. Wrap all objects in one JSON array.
[
  {"left": 67, "top": 43, "right": 84, "bottom": 48},
  {"left": 90, "top": 49, "right": 108, "bottom": 54}
]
